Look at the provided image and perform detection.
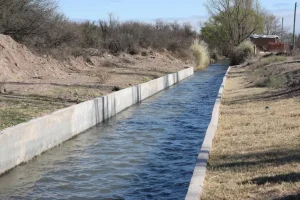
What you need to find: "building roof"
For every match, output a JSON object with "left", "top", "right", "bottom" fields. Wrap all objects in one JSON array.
[{"left": 250, "top": 34, "right": 280, "bottom": 39}]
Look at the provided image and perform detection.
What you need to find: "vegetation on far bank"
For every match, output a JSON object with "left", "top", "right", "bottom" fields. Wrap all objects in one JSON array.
[
  {"left": 201, "top": 0, "right": 264, "bottom": 56},
  {"left": 200, "top": 0, "right": 300, "bottom": 65},
  {"left": 0, "top": 0, "right": 198, "bottom": 60}
]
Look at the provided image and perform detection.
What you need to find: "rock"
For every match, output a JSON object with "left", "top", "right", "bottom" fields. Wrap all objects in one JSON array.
[
  {"left": 141, "top": 51, "right": 148, "bottom": 56},
  {"left": 32, "top": 76, "right": 43, "bottom": 79},
  {"left": 112, "top": 86, "right": 121, "bottom": 92}
]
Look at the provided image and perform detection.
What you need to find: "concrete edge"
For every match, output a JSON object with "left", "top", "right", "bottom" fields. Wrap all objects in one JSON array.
[
  {"left": 185, "top": 66, "right": 231, "bottom": 200},
  {"left": 0, "top": 67, "right": 193, "bottom": 134},
  {"left": 0, "top": 67, "right": 194, "bottom": 176}
]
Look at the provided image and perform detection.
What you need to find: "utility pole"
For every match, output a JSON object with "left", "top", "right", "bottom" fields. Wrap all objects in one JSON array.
[
  {"left": 282, "top": 17, "right": 284, "bottom": 42},
  {"left": 293, "top": 2, "right": 297, "bottom": 50}
]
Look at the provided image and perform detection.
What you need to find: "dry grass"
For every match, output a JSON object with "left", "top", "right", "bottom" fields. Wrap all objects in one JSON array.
[
  {"left": 202, "top": 66, "right": 300, "bottom": 200},
  {"left": 96, "top": 69, "right": 111, "bottom": 84},
  {"left": 0, "top": 97, "right": 67, "bottom": 130},
  {"left": 0, "top": 86, "right": 106, "bottom": 130},
  {"left": 251, "top": 55, "right": 287, "bottom": 70},
  {"left": 0, "top": 78, "right": 7, "bottom": 93},
  {"left": 191, "top": 40, "right": 210, "bottom": 69}
]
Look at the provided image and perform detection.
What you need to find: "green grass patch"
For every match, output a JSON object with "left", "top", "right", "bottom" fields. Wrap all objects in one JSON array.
[
  {"left": 0, "top": 98, "right": 67, "bottom": 131},
  {"left": 0, "top": 108, "right": 31, "bottom": 130}
]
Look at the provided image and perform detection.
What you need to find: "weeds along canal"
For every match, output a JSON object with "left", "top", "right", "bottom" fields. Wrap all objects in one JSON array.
[{"left": 0, "top": 61, "right": 229, "bottom": 200}]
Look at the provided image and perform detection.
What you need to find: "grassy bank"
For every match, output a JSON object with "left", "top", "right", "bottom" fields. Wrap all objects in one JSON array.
[{"left": 202, "top": 56, "right": 300, "bottom": 200}]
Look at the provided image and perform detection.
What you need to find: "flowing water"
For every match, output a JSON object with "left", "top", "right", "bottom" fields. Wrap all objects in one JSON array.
[{"left": 0, "top": 62, "right": 229, "bottom": 200}]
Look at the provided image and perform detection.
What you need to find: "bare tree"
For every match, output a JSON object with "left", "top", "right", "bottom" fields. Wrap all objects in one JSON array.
[
  {"left": 262, "top": 12, "right": 281, "bottom": 35},
  {"left": 0, "top": 0, "right": 57, "bottom": 40},
  {"left": 204, "top": 0, "right": 264, "bottom": 48}
]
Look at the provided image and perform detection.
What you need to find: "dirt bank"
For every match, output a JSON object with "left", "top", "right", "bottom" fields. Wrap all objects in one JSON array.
[
  {"left": 0, "top": 34, "right": 191, "bottom": 130},
  {"left": 202, "top": 57, "right": 300, "bottom": 200}
]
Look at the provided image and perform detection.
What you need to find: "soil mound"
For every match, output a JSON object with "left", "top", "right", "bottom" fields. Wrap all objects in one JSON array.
[
  {"left": 0, "top": 34, "right": 89, "bottom": 82},
  {"left": 0, "top": 34, "right": 189, "bottom": 84}
]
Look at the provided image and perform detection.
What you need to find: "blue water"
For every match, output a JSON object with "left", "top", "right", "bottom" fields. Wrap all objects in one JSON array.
[{"left": 0, "top": 62, "right": 228, "bottom": 200}]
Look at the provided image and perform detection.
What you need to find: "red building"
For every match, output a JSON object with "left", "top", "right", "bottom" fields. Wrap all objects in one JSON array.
[{"left": 250, "top": 34, "right": 285, "bottom": 52}]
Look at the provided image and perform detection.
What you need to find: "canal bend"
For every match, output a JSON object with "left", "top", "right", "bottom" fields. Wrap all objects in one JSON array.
[{"left": 0, "top": 62, "right": 228, "bottom": 200}]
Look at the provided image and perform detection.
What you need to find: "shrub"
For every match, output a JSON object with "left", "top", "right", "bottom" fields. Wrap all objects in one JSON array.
[
  {"left": 231, "top": 41, "right": 254, "bottom": 65},
  {"left": 141, "top": 51, "right": 148, "bottom": 56},
  {"left": 96, "top": 69, "right": 111, "bottom": 84},
  {"left": 191, "top": 40, "right": 210, "bottom": 69},
  {"left": 253, "top": 56, "right": 286, "bottom": 69},
  {"left": 254, "top": 78, "right": 269, "bottom": 87},
  {"left": 0, "top": 0, "right": 198, "bottom": 60},
  {"left": 0, "top": 0, "right": 57, "bottom": 40},
  {"left": 210, "top": 49, "right": 221, "bottom": 61}
]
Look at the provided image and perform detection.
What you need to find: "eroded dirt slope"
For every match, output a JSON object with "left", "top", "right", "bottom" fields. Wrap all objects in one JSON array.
[{"left": 0, "top": 34, "right": 191, "bottom": 130}]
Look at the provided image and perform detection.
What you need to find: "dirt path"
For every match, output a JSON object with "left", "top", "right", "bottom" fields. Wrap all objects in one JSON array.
[{"left": 202, "top": 62, "right": 300, "bottom": 199}]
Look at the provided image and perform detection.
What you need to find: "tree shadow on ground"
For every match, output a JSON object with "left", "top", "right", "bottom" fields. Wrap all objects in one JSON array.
[
  {"left": 209, "top": 148, "right": 300, "bottom": 172},
  {"left": 273, "top": 193, "right": 300, "bottom": 200},
  {"left": 225, "top": 68, "right": 300, "bottom": 105},
  {"left": 209, "top": 149, "right": 300, "bottom": 198},
  {"left": 224, "top": 85, "right": 300, "bottom": 106},
  {"left": 242, "top": 172, "right": 300, "bottom": 185},
  {"left": 257, "top": 87, "right": 300, "bottom": 100}
]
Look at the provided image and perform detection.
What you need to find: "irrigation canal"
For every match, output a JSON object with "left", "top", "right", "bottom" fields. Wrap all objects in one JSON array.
[{"left": 0, "top": 61, "right": 229, "bottom": 200}]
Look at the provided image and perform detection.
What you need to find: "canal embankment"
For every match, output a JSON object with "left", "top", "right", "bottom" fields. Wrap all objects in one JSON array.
[
  {"left": 0, "top": 62, "right": 228, "bottom": 199},
  {"left": 0, "top": 67, "right": 193, "bottom": 176},
  {"left": 202, "top": 56, "right": 300, "bottom": 200},
  {"left": 185, "top": 65, "right": 230, "bottom": 200}
]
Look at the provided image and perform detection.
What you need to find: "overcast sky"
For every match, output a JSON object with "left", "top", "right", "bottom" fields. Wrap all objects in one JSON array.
[{"left": 58, "top": 0, "right": 298, "bottom": 32}]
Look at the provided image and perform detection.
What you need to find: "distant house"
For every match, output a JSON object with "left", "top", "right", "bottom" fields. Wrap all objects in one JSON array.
[{"left": 250, "top": 34, "right": 284, "bottom": 52}]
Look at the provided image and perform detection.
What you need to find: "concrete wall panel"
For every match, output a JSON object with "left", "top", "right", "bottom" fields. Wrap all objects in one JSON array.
[{"left": 0, "top": 67, "right": 194, "bottom": 175}]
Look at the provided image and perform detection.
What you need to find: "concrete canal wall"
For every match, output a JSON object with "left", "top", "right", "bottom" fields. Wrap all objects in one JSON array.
[
  {"left": 0, "top": 67, "right": 194, "bottom": 176},
  {"left": 185, "top": 66, "right": 231, "bottom": 200}
]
